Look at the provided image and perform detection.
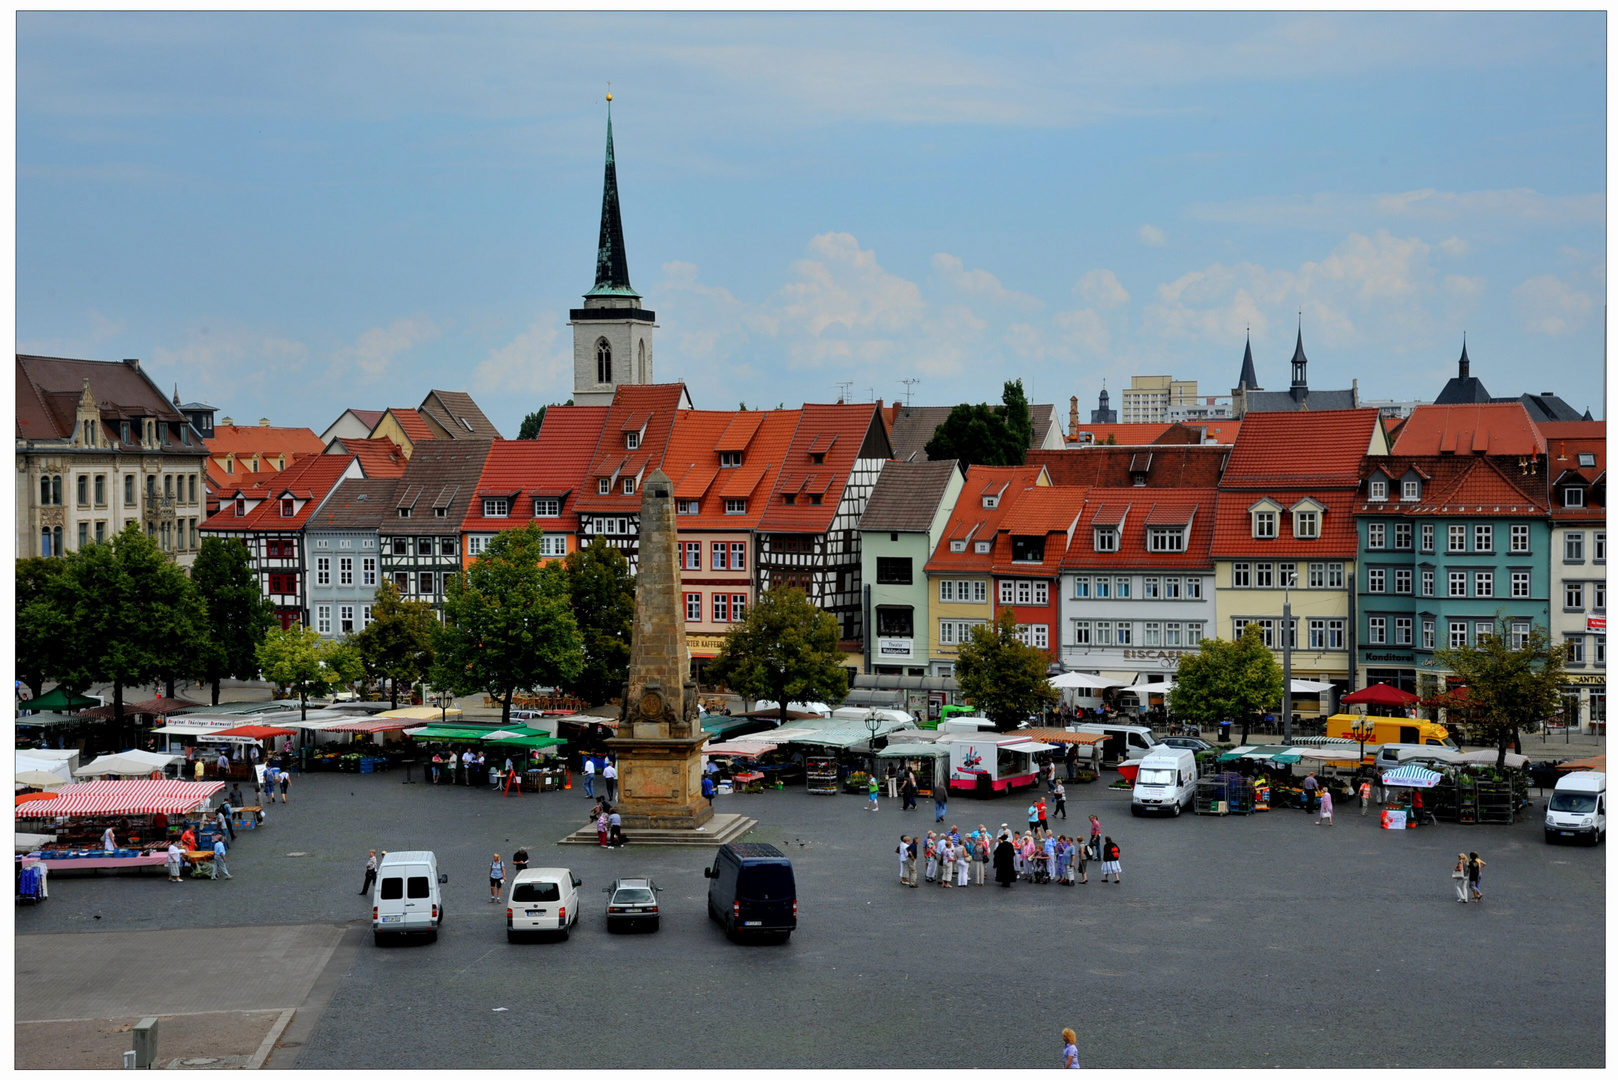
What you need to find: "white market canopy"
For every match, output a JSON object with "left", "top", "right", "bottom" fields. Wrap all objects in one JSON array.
[
  {"left": 1382, "top": 765, "right": 1443, "bottom": 788},
  {"left": 76, "top": 749, "right": 183, "bottom": 777},
  {"left": 702, "top": 741, "right": 778, "bottom": 758},
  {"left": 1048, "top": 672, "right": 1129, "bottom": 691}
]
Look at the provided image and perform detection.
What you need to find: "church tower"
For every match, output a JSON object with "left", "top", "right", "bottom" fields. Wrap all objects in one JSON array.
[{"left": 571, "top": 94, "right": 657, "bottom": 407}]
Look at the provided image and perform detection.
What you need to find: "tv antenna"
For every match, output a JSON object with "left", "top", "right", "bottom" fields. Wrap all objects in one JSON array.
[
  {"left": 833, "top": 381, "right": 853, "bottom": 404},
  {"left": 900, "top": 378, "right": 920, "bottom": 407}
]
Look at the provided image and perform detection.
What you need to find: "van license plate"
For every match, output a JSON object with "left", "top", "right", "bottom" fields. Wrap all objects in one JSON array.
[
  {"left": 743, "top": 921, "right": 762, "bottom": 926},
  {"left": 380, "top": 915, "right": 402, "bottom": 923},
  {"left": 1561, "top": 831, "right": 1575, "bottom": 836},
  {"left": 525, "top": 910, "right": 541, "bottom": 916}
]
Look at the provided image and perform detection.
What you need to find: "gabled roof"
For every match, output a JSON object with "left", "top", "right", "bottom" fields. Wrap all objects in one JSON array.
[
  {"left": 1064, "top": 487, "right": 1216, "bottom": 571},
  {"left": 464, "top": 419, "right": 611, "bottom": 537},
  {"left": 202, "top": 453, "right": 360, "bottom": 533},
  {"left": 990, "top": 486, "right": 1090, "bottom": 576},
  {"left": 16, "top": 354, "right": 204, "bottom": 455},
  {"left": 923, "top": 465, "right": 1046, "bottom": 575},
  {"left": 204, "top": 424, "right": 324, "bottom": 492},
  {"left": 385, "top": 407, "right": 437, "bottom": 447},
  {"left": 381, "top": 439, "right": 495, "bottom": 535},
  {"left": 418, "top": 390, "right": 503, "bottom": 440},
  {"left": 659, "top": 408, "right": 801, "bottom": 530},
  {"left": 859, "top": 459, "right": 962, "bottom": 534},
  {"left": 306, "top": 477, "right": 404, "bottom": 531},
  {"left": 574, "top": 384, "right": 690, "bottom": 514},
  {"left": 329, "top": 436, "right": 409, "bottom": 478},
  {"left": 1391, "top": 402, "right": 1546, "bottom": 458},
  {"left": 1209, "top": 489, "right": 1360, "bottom": 559},
  {"left": 757, "top": 403, "right": 892, "bottom": 532},
  {"left": 1066, "top": 422, "right": 1184, "bottom": 446},
  {"left": 1514, "top": 392, "right": 1586, "bottom": 424},
  {"left": 1221, "top": 409, "right": 1383, "bottom": 488},
  {"left": 1029, "top": 444, "right": 1230, "bottom": 488},
  {"left": 1355, "top": 455, "right": 1548, "bottom": 517},
  {"left": 1242, "top": 388, "right": 1359, "bottom": 413}
]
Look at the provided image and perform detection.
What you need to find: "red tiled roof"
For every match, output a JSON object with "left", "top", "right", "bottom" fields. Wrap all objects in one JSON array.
[
  {"left": 1355, "top": 456, "right": 1548, "bottom": 517},
  {"left": 1221, "top": 409, "right": 1382, "bottom": 487},
  {"left": 1029, "top": 444, "right": 1229, "bottom": 488},
  {"left": 574, "top": 385, "right": 689, "bottom": 514},
  {"left": 1066, "top": 422, "right": 1173, "bottom": 445},
  {"left": 1064, "top": 487, "right": 1216, "bottom": 571},
  {"left": 1391, "top": 402, "right": 1546, "bottom": 458},
  {"left": 386, "top": 407, "right": 436, "bottom": 446},
  {"left": 654, "top": 407, "right": 801, "bottom": 530},
  {"left": 1538, "top": 421, "right": 1606, "bottom": 522},
  {"left": 461, "top": 407, "right": 610, "bottom": 535},
  {"left": 1210, "top": 489, "right": 1360, "bottom": 559},
  {"left": 756, "top": 403, "right": 890, "bottom": 533},
  {"left": 336, "top": 436, "right": 409, "bottom": 479},
  {"left": 924, "top": 465, "right": 1045, "bottom": 575},
  {"left": 202, "top": 453, "right": 358, "bottom": 533},
  {"left": 991, "top": 487, "right": 1089, "bottom": 576}
]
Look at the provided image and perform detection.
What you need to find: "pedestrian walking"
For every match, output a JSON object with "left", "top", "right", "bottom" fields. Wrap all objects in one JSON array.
[
  {"left": 903, "top": 769, "right": 918, "bottom": 811},
  {"left": 993, "top": 834, "right": 1017, "bottom": 887},
  {"left": 166, "top": 841, "right": 183, "bottom": 883},
  {"left": 582, "top": 756, "right": 596, "bottom": 798},
  {"left": 1053, "top": 781, "right": 1068, "bottom": 820},
  {"left": 1359, "top": 777, "right": 1372, "bottom": 816},
  {"left": 1045, "top": 760, "right": 1056, "bottom": 793},
  {"left": 513, "top": 847, "right": 529, "bottom": 875},
  {"left": 867, "top": 773, "right": 880, "bottom": 811},
  {"left": 489, "top": 853, "right": 505, "bottom": 902},
  {"left": 278, "top": 770, "right": 290, "bottom": 803},
  {"left": 896, "top": 836, "right": 911, "bottom": 884},
  {"left": 594, "top": 806, "right": 609, "bottom": 847},
  {"left": 1087, "top": 815, "right": 1102, "bottom": 860},
  {"left": 1467, "top": 851, "right": 1485, "bottom": 901},
  {"left": 216, "top": 750, "right": 231, "bottom": 778},
  {"left": 604, "top": 759, "right": 618, "bottom": 802},
  {"left": 885, "top": 765, "right": 899, "bottom": 800},
  {"left": 1061, "top": 1028, "right": 1080, "bottom": 1069},
  {"left": 702, "top": 774, "right": 715, "bottom": 807},
  {"left": 359, "top": 850, "right": 378, "bottom": 895},
  {"left": 608, "top": 808, "right": 623, "bottom": 847},
  {"left": 210, "top": 836, "right": 232, "bottom": 880},
  {"left": 1037, "top": 797, "right": 1049, "bottom": 833},
  {"left": 934, "top": 778, "right": 948, "bottom": 821},
  {"left": 1452, "top": 852, "right": 1470, "bottom": 903},
  {"left": 102, "top": 825, "right": 117, "bottom": 853},
  {"left": 1302, "top": 772, "right": 1319, "bottom": 814},
  {"left": 1099, "top": 836, "right": 1121, "bottom": 883},
  {"left": 194, "top": 758, "right": 206, "bottom": 782},
  {"left": 217, "top": 803, "right": 236, "bottom": 842},
  {"left": 1316, "top": 787, "right": 1334, "bottom": 826}
]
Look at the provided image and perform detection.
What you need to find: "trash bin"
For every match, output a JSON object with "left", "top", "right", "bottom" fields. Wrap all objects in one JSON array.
[{"left": 1218, "top": 720, "right": 1232, "bottom": 743}]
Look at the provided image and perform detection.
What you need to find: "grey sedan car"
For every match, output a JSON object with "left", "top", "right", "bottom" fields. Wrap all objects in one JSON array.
[{"left": 603, "top": 877, "right": 662, "bottom": 932}]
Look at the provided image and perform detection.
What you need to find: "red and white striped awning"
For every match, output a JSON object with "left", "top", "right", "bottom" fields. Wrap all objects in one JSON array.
[
  {"left": 318, "top": 716, "right": 419, "bottom": 735},
  {"left": 14, "top": 779, "right": 224, "bottom": 819}
]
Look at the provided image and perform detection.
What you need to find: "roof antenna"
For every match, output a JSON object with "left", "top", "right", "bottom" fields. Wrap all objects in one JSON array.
[
  {"left": 900, "top": 378, "right": 920, "bottom": 408},
  {"left": 834, "top": 380, "right": 853, "bottom": 404}
]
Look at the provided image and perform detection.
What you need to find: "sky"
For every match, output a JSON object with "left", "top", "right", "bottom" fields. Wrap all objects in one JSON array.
[{"left": 16, "top": 11, "right": 1607, "bottom": 437}]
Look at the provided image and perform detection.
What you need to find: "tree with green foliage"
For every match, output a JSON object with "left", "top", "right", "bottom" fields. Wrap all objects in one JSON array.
[
  {"left": 49, "top": 523, "right": 207, "bottom": 742},
  {"left": 256, "top": 625, "right": 355, "bottom": 724},
  {"left": 954, "top": 609, "right": 1059, "bottom": 731},
  {"left": 560, "top": 537, "right": 636, "bottom": 706},
  {"left": 192, "top": 537, "right": 277, "bottom": 706},
  {"left": 1168, "top": 623, "right": 1284, "bottom": 743},
  {"left": 353, "top": 579, "right": 438, "bottom": 707},
  {"left": 430, "top": 524, "right": 584, "bottom": 723},
  {"left": 706, "top": 587, "right": 847, "bottom": 724},
  {"left": 923, "top": 380, "right": 1034, "bottom": 469},
  {"left": 1434, "top": 618, "right": 1567, "bottom": 767},
  {"left": 16, "top": 556, "right": 69, "bottom": 700}
]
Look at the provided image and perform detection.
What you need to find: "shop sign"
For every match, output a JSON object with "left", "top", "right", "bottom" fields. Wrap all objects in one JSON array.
[
  {"left": 878, "top": 638, "right": 914, "bottom": 659},
  {"left": 1588, "top": 616, "right": 1606, "bottom": 634},
  {"left": 1363, "top": 651, "right": 1414, "bottom": 663},
  {"left": 1121, "top": 649, "right": 1191, "bottom": 663},
  {"left": 1563, "top": 674, "right": 1606, "bottom": 686},
  {"left": 686, "top": 633, "right": 729, "bottom": 656}
]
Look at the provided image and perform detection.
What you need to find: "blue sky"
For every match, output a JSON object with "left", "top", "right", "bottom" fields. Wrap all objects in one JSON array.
[{"left": 17, "top": 12, "right": 1606, "bottom": 436}]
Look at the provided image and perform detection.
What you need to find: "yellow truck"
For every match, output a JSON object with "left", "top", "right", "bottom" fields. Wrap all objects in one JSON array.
[{"left": 1325, "top": 714, "right": 1455, "bottom": 748}]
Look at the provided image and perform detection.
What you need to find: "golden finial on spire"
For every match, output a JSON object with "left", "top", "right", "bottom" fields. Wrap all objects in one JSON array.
[{"left": 606, "top": 82, "right": 613, "bottom": 102}]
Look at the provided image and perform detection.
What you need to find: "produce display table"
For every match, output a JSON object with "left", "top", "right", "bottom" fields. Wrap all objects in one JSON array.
[
  {"left": 733, "top": 770, "right": 765, "bottom": 793},
  {"left": 32, "top": 853, "right": 167, "bottom": 871}
]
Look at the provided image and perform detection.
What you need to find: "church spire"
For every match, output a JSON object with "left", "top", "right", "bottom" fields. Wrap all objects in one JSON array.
[
  {"left": 1458, "top": 333, "right": 1471, "bottom": 379},
  {"left": 1238, "top": 330, "right": 1260, "bottom": 390},
  {"left": 1290, "top": 320, "right": 1308, "bottom": 393},
  {"left": 587, "top": 92, "right": 638, "bottom": 299}
]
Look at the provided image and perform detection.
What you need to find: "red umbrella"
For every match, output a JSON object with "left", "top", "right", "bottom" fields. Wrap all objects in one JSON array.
[
  {"left": 1340, "top": 682, "right": 1419, "bottom": 707},
  {"left": 15, "top": 791, "right": 59, "bottom": 806}
]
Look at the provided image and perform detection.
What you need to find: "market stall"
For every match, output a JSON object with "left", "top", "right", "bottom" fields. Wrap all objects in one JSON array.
[
  {"left": 404, "top": 722, "right": 569, "bottom": 788},
  {"left": 76, "top": 749, "right": 184, "bottom": 780},
  {"left": 16, "top": 779, "right": 226, "bottom": 873}
]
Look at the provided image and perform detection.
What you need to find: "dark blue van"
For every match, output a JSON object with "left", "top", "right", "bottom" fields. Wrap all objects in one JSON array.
[{"left": 704, "top": 842, "right": 797, "bottom": 943}]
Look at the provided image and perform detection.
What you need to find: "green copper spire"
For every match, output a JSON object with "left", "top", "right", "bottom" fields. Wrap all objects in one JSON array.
[{"left": 586, "top": 94, "right": 639, "bottom": 299}]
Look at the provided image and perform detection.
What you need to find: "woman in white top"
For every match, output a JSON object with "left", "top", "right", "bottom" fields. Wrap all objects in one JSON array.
[
  {"left": 102, "top": 826, "right": 117, "bottom": 853},
  {"left": 167, "top": 843, "right": 184, "bottom": 882}
]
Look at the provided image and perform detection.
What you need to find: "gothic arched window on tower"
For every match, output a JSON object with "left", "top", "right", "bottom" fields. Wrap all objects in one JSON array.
[
  {"left": 637, "top": 340, "right": 646, "bottom": 383},
  {"left": 597, "top": 339, "right": 612, "bottom": 385}
]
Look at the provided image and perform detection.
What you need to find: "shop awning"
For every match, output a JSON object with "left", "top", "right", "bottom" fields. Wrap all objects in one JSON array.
[
  {"left": 371, "top": 706, "right": 463, "bottom": 722},
  {"left": 877, "top": 742, "right": 948, "bottom": 759},
  {"left": 16, "top": 711, "right": 91, "bottom": 729},
  {"left": 16, "top": 779, "right": 224, "bottom": 818},
  {"left": 703, "top": 741, "right": 778, "bottom": 757},
  {"left": 1562, "top": 754, "right": 1606, "bottom": 772},
  {"left": 76, "top": 750, "right": 184, "bottom": 776},
  {"left": 1218, "top": 745, "right": 1304, "bottom": 764},
  {"left": 1448, "top": 749, "right": 1530, "bottom": 769},
  {"left": 483, "top": 736, "right": 567, "bottom": 752},
  {"left": 998, "top": 739, "right": 1058, "bottom": 756},
  {"left": 1382, "top": 765, "right": 1443, "bottom": 788},
  {"left": 319, "top": 716, "right": 422, "bottom": 735},
  {"left": 1048, "top": 672, "right": 1128, "bottom": 690},
  {"left": 197, "top": 725, "right": 297, "bottom": 742},
  {"left": 1341, "top": 683, "right": 1419, "bottom": 706},
  {"left": 1015, "top": 729, "right": 1106, "bottom": 745}
]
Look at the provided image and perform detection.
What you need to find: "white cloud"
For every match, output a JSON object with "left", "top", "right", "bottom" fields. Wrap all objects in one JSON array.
[
  {"left": 1054, "top": 307, "right": 1110, "bottom": 355},
  {"left": 931, "top": 253, "right": 1041, "bottom": 309},
  {"left": 332, "top": 314, "right": 440, "bottom": 380},
  {"left": 1443, "top": 274, "right": 1486, "bottom": 299},
  {"left": 471, "top": 314, "right": 573, "bottom": 398},
  {"left": 1439, "top": 236, "right": 1471, "bottom": 257},
  {"left": 1512, "top": 274, "right": 1594, "bottom": 336},
  {"left": 1076, "top": 268, "right": 1130, "bottom": 309},
  {"left": 149, "top": 322, "right": 310, "bottom": 415},
  {"left": 1138, "top": 224, "right": 1166, "bottom": 247},
  {"left": 1187, "top": 187, "right": 1603, "bottom": 230}
]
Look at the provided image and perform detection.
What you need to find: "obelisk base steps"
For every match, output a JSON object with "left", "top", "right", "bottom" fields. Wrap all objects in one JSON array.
[{"left": 557, "top": 812, "right": 756, "bottom": 847}]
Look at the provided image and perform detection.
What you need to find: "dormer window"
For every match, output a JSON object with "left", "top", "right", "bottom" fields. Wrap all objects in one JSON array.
[
  {"left": 623, "top": 478, "right": 636, "bottom": 495},
  {"left": 280, "top": 498, "right": 295, "bottom": 518},
  {"left": 1294, "top": 511, "right": 1319, "bottom": 540},
  {"left": 1012, "top": 536, "right": 1045, "bottom": 563},
  {"left": 1369, "top": 479, "right": 1388, "bottom": 501},
  {"left": 1094, "top": 528, "right": 1119, "bottom": 553},
  {"left": 725, "top": 499, "right": 746, "bottom": 515},
  {"left": 534, "top": 498, "right": 561, "bottom": 517},
  {"left": 626, "top": 431, "right": 640, "bottom": 450},
  {"left": 982, "top": 495, "right": 999, "bottom": 509},
  {"left": 1253, "top": 511, "right": 1277, "bottom": 539},
  {"left": 224, "top": 458, "right": 234, "bottom": 474},
  {"left": 719, "top": 452, "right": 742, "bottom": 468},
  {"left": 808, "top": 494, "right": 823, "bottom": 505},
  {"left": 120, "top": 421, "right": 130, "bottom": 443},
  {"left": 234, "top": 497, "right": 246, "bottom": 517},
  {"left": 1578, "top": 453, "right": 1596, "bottom": 468},
  {"left": 782, "top": 494, "right": 796, "bottom": 505},
  {"left": 398, "top": 507, "right": 412, "bottom": 518},
  {"left": 1565, "top": 487, "right": 1586, "bottom": 508},
  {"left": 810, "top": 453, "right": 826, "bottom": 465},
  {"left": 974, "top": 540, "right": 991, "bottom": 554},
  {"left": 434, "top": 507, "right": 447, "bottom": 518},
  {"left": 483, "top": 498, "right": 510, "bottom": 518},
  {"left": 950, "top": 539, "right": 966, "bottom": 553},
  {"left": 1148, "top": 527, "right": 1186, "bottom": 552},
  {"left": 1401, "top": 479, "right": 1420, "bottom": 501}
]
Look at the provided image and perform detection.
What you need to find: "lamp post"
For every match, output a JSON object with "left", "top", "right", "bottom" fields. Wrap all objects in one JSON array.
[
  {"left": 865, "top": 712, "right": 883, "bottom": 783},
  {"left": 1282, "top": 588, "right": 1294, "bottom": 746}
]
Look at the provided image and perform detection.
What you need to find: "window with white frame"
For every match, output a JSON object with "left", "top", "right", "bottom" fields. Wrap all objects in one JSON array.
[
  {"left": 1253, "top": 510, "right": 1278, "bottom": 539},
  {"left": 1511, "top": 621, "right": 1530, "bottom": 649},
  {"left": 711, "top": 542, "right": 728, "bottom": 570},
  {"left": 1142, "top": 577, "right": 1160, "bottom": 599},
  {"left": 1449, "top": 620, "right": 1468, "bottom": 649},
  {"left": 1072, "top": 620, "right": 1091, "bottom": 646},
  {"left": 1449, "top": 570, "right": 1467, "bottom": 597},
  {"left": 1421, "top": 569, "right": 1434, "bottom": 597},
  {"left": 1369, "top": 479, "right": 1388, "bottom": 501},
  {"left": 1565, "top": 487, "right": 1586, "bottom": 508},
  {"left": 940, "top": 579, "right": 987, "bottom": 603},
  {"left": 949, "top": 540, "right": 966, "bottom": 553},
  {"left": 1255, "top": 562, "right": 1274, "bottom": 589},
  {"left": 339, "top": 557, "right": 353, "bottom": 586},
  {"left": 974, "top": 541, "right": 991, "bottom": 554},
  {"left": 1148, "top": 527, "right": 1186, "bottom": 552},
  {"left": 467, "top": 535, "right": 488, "bottom": 557},
  {"left": 1594, "top": 580, "right": 1606, "bottom": 610},
  {"left": 1565, "top": 581, "right": 1585, "bottom": 610},
  {"left": 316, "top": 556, "right": 330, "bottom": 586},
  {"left": 1115, "top": 577, "right": 1131, "bottom": 598},
  {"left": 1164, "top": 577, "right": 1182, "bottom": 599},
  {"left": 1232, "top": 562, "right": 1251, "bottom": 588},
  {"left": 623, "top": 478, "right": 636, "bottom": 496},
  {"left": 938, "top": 619, "right": 986, "bottom": 645},
  {"left": 534, "top": 498, "right": 561, "bottom": 517},
  {"left": 1474, "top": 570, "right": 1493, "bottom": 598},
  {"left": 1396, "top": 617, "right": 1413, "bottom": 645},
  {"left": 316, "top": 605, "right": 331, "bottom": 633},
  {"left": 1279, "top": 562, "right": 1297, "bottom": 588},
  {"left": 339, "top": 605, "right": 354, "bottom": 633},
  {"left": 1394, "top": 522, "right": 1412, "bottom": 550},
  {"left": 1186, "top": 577, "right": 1202, "bottom": 599},
  {"left": 1017, "top": 624, "right": 1049, "bottom": 650},
  {"left": 1071, "top": 577, "right": 1090, "bottom": 599},
  {"left": 724, "top": 499, "right": 746, "bottom": 515},
  {"left": 712, "top": 593, "right": 730, "bottom": 622},
  {"left": 1566, "top": 532, "right": 1585, "bottom": 561},
  {"left": 1596, "top": 532, "right": 1606, "bottom": 561},
  {"left": 1368, "top": 522, "right": 1386, "bottom": 550},
  {"left": 719, "top": 451, "right": 742, "bottom": 468},
  {"left": 1510, "top": 524, "right": 1530, "bottom": 552},
  {"left": 685, "top": 593, "right": 701, "bottom": 622},
  {"left": 1402, "top": 479, "right": 1420, "bottom": 501},
  {"left": 1598, "top": 636, "right": 1607, "bottom": 666},
  {"left": 1094, "top": 528, "right": 1118, "bottom": 552},
  {"left": 1308, "top": 562, "right": 1325, "bottom": 589},
  {"left": 1474, "top": 524, "right": 1493, "bottom": 553},
  {"left": 1447, "top": 525, "right": 1466, "bottom": 553},
  {"left": 1474, "top": 620, "right": 1493, "bottom": 641},
  {"left": 1094, "top": 621, "right": 1113, "bottom": 646},
  {"left": 483, "top": 498, "right": 509, "bottom": 518},
  {"left": 1294, "top": 510, "right": 1319, "bottom": 539},
  {"left": 1566, "top": 634, "right": 1585, "bottom": 663},
  {"left": 1511, "top": 570, "right": 1531, "bottom": 598},
  {"left": 598, "top": 478, "right": 611, "bottom": 495},
  {"left": 1095, "top": 577, "right": 1112, "bottom": 599},
  {"left": 1328, "top": 562, "right": 1345, "bottom": 588},
  {"left": 730, "top": 542, "right": 747, "bottom": 570},
  {"left": 1186, "top": 622, "right": 1204, "bottom": 645},
  {"left": 1395, "top": 568, "right": 1412, "bottom": 594},
  {"left": 1115, "top": 622, "right": 1133, "bottom": 645},
  {"left": 1422, "top": 619, "right": 1436, "bottom": 649},
  {"left": 1420, "top": 523, "right": 1435, "bottom": 553},
  {"left": 361, "top": 605, "right": 373, "bottom": 629},
  {"left": 1368, "top": 568, "right": 1386, "bottom": 593},
  {"left": 676, "top": 500, "right": 698, "bottom": 515},
  {"left": 540, "top": 535, "right": 567, "bottom": 558},
  {"left": 997, "top": 579, "right": 1049, "bottom": 606},
  {"left": 1368, "top": 616, "right": 1386, "bottom": 644}
]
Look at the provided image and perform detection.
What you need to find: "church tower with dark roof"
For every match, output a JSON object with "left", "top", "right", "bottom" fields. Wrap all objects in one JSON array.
[{"left": 570, "top": 94, "right": 658, "bottom": 408}]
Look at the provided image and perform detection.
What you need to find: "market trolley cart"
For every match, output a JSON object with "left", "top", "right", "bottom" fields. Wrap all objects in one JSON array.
[{"left": 1194, "top": 773, "right": 1256, "bottom": 815}]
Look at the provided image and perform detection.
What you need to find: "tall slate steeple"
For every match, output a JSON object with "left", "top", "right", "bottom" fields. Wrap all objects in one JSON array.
[
  {"left": 1289, "top": 325, "right": 1309, "bottom": 397},
  {"left": 1237, "top": 332, "right": 1260, "bottom": 390},
  {"left": 587, "top": 99, "right": 638, "bottom": 298}
]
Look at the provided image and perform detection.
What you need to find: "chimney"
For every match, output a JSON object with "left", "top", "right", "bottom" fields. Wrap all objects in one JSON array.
[
  {"left": 221, "top": 417, "right": 234, "bottom": 426},
  {"left": 258, "top": 418, "right": 271, "bottom": 427},
  {"left": 1068, "top": 396, "right": 1079, "bottom": 438},
  {"left": 123, "top": 357, "right": 141, "bottom": 372}
]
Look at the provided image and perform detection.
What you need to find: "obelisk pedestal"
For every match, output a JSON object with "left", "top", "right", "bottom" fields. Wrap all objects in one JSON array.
[{"left": 608, "top": 468, "right": 713, "bottom": 830}]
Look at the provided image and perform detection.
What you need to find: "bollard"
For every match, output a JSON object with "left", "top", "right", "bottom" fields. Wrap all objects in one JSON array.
[{"left": 132, "top": 1017, "right": 158, "bottom": 1069}]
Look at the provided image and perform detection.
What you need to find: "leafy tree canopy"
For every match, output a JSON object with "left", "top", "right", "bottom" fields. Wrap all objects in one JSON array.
[
  {"left": 1168, "top": 623, "right": 1284, "bottom": 741},
  {"left": 953, "top": 609, "right": 1058, "bottom": 731},
  {"left": 192, "top": 537, "right": 277, "bottom": 705},
  {"left": 560, "top": 538, "right": 636, "bottom": 706},
  {"left": 353, "top": 579, "right": 438, "bottom": 707},
  {"left": 1434, "top": 617, "right": 1567, "bottom": 767},
  {"left": 16, "top": 556, "right": 69, "bottom": 699},
  {"left": 255, "top": 625, "right": 356, "bottom": 723},
  {"left": 923, "top": 380, "right": 1034, "bottom": 469},
  {"left": 517, "top": 401, "right": 572, "bottom": 440},
  {"left": 705, "top": 587, "right": 848, "bottom": 723}
]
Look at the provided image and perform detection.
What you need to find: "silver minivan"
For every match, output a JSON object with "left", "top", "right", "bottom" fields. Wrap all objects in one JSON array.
[
  {"left": 372, "top": 850, "right": 448, "bottom": 945},
  {"left": 1546, "top": 771, "right": 1607, "bottom": 845}
]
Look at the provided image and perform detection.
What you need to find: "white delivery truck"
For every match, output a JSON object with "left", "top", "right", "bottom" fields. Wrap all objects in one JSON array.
[
  {"left": 1545, "top": 771, "right": 1606, "bottom": 845},
  {"left": 946, "top": 734, "right": 1057, "bottom": 795},
  {"left": 372, "top": 850, "right": 448, "bottom": 945},
  {"left": 1066, "top": 723, "right": 1159, "bottom": 765},
  {"left": 1130, "top": 746, "right": 1198, "bottom": 817}
]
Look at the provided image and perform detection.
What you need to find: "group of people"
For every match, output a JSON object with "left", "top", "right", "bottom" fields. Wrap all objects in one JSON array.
[
  {"left": 1453, "top": 851, "right": 1486, "bottom": 902},
  {"left": 589, "top": 798, "right": 625, "bottom": 847},
  {"left": 895, "top": 817, "right": 1122, "bottom": 889}
]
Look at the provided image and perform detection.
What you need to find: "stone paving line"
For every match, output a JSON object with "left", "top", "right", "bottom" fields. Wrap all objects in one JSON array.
[{"left": 14, "top": 1010, "right": 292, "bottom": 1071}]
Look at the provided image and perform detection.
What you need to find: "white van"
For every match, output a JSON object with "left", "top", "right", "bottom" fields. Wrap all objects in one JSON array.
[
  {"left": 506, "top": 867, "right": 581, "bottom": 941},
  {"left": 372, "top": 850, "right": 447, "bottom": 945},
  {"left": 1131, "top": 747, "right": 1198, "bottom": 817},
  {"left": 1066, "top": 723, "right": 1158, "bottom": 764},
  {"left": 1545, "top": 771, "right": 1606, "bottom": 845},
  {"left": 1374, "top": 744, "right": 1463, "bottom": 768}
]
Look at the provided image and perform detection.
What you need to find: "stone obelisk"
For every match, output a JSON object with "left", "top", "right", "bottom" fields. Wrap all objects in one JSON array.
[{"left": 609, "top": 468, "right": 713, "bottom": 829}]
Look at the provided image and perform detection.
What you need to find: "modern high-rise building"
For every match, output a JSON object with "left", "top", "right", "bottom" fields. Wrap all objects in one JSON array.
[{"left": 1118, "top": 375, "right": 1199, "bottom": 423}]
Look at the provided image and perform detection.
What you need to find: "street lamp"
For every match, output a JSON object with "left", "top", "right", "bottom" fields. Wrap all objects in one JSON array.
[{"left": 865, "top": 711, "right": 883, "bottom": 780}]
